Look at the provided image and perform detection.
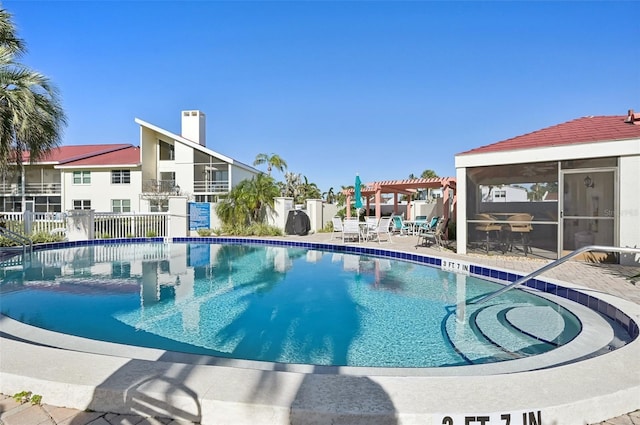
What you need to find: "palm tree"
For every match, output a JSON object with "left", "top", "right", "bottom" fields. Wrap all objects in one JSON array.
[
  {"left": 246, "top": 173, "right": 280, "bottom": 222},
  {"left": 323, "top": 187, "right": 336, "bottom": 204},
  {"left": 216, "top": 174, "right": 280, "bottom": 227},
  {"left": 0, "top": 9, "right": 66, "bottom": 174},
  {"left": 297, "top": 175, "right": 321, "bottom": 204},
  {"left": 420, "top": 169, "right": 438, "bottom": 179},
  {"left": 253, "top": 153, "right": 287, "bottom": 176}
]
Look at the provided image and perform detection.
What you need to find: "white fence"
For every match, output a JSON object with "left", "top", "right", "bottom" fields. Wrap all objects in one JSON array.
[
  {"left": 0, "top": 211, "right": 65, "bottom": 234},
  {"left": 94, "top": 212, "right": 169, "bottom": 239},
  {"left": 0, "top": 211, "right": 170, "bottom": 239}
]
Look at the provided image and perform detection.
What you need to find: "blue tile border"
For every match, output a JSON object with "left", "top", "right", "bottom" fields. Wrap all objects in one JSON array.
[{"left": 21, "top": 237, "right": 640, "bottom": 340}]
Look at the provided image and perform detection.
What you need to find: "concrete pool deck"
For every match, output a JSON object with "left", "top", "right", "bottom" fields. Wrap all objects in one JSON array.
[{"left": 1, "top": 233, "right": 639, "bottom": 424}]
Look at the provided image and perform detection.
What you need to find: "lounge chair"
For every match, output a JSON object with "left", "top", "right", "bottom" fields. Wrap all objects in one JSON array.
[
  {"left": 364, "top": 216, "right": 379, "bottom": 240},
  {"left": 369, "top": 216, "right": 393, "bottom": 243}
]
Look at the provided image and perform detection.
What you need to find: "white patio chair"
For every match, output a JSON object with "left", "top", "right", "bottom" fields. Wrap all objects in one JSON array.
[
  {"left": 369, "top": 216, "right": 393, "bottom": 243},
  {"left": 331, "top": 217, "right": 343, "bottom": 240},
  {"left": 342, "top": 218, "right": 362, "bottom": 243},
  {"left": 364, "top": 216, "right": 378, "bottom": 240}
]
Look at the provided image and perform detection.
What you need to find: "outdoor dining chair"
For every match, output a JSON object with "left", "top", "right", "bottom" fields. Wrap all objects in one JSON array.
[
  {"left": 474, "top": 213, "right": 505, "bottom": 254},
  {"left": 506, "top": 213, "right": 534, "bottom": 256},
  {"left": 331, "top": 217, "right": 343, "bottom": 240},
  {"left": 416, "top": 217, "right": 448, "bottom": 249},
  {"left": 342, "top": 218, "right": 362, "bottom": 243},
  {"left": 364, "top": 216, "right": 379, "bottom": 240},
  {"left": 369, "top": 216, "right": 393, "bottom": 243},
  {"left": 391, "top": 215, "right": 412, "bottom": 235}
]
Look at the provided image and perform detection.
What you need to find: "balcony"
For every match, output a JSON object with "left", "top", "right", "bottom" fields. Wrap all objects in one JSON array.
[
  {"left": 193, "top": 180, "right": 229, "bottom": 193},
  {"left": 0, "top": 182, "right": 61, "bottom": 195}
]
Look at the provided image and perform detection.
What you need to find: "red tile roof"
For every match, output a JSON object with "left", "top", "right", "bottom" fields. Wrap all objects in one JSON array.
[
  {"left": 26, "top": 144, "right": 131, "bottom": 162},
  {"left": 58, "top": 146, "right": 140, "bottom": 167},
  {"left": 458, "top": 114, "right": 640, "bottom": 156},
  {"left": 23, "top": 144, "right": 140, "bottom": 166}
]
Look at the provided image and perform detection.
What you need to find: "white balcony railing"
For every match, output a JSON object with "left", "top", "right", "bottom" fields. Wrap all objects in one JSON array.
[
  {"left": 0, "top": 182, "right": 62, "bottom": 195},
  {"left": 193, "top": 180, "right": 229, "bottom": 193}
]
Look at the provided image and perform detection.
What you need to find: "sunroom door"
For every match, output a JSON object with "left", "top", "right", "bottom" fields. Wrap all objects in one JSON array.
[{"left": 560, "top": 169, "right": 616, "bottom": 256}]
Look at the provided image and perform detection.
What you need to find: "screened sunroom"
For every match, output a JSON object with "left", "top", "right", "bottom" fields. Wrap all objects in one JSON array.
[{"left": 455, "top": 112, "right": 640, "bottom": 265}]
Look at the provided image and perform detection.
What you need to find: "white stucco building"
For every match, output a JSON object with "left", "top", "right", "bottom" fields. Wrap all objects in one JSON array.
[
  {"left": 0, "top": 110, "right": 260, "bottom": 214},
  {"left": 455, "top": 109, "right": 640, "bottom": 265}
]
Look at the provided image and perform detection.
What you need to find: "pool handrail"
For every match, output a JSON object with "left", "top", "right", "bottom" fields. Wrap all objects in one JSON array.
[
  {"left": 473, "top": 245, "right": 640, "bottom": 305},
  {"left": 0, "top": 225, "right": 33, "bottom": 260}
]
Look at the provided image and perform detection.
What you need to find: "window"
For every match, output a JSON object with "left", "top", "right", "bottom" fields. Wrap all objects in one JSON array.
[
  {"left": 73, "top": 171, "right": 91, "bottom": 184},
  {"left": 494, "top": 190, "right": 506, "bottom": 199},
  {"left": 35, "top": 196, "right": 61, "bottom": 213},
  {"left": 73, "top": 200, "right": 91, "bottom": 210},
  {"left": 159, "top": 140, "right": 175, "bottom": 160},
  {"left": 111, "top": 170, "right": 131, "bottom": 184},
  {"left": 111, "top": 199, "right": 131, "bottom": 213}
]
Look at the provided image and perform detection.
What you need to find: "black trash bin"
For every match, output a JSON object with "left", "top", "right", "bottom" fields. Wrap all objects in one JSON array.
[{"left": 285, "top": 210, "right": 311, "bottom": 236}]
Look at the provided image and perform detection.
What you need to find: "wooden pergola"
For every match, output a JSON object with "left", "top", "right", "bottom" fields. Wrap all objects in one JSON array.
[{"left": 343, "top": 177, "right": 457, "bottom": 222}]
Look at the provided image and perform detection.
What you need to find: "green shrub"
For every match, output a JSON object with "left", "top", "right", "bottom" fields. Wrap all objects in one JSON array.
[
  {"left": 145, "top": 230, "right": 157, "bottom": 237},
  {"left": 318, "top": 221, "right": 334, "bottom": 233},
  {"left": 30, "top": 231, "right": 65, "bottom": 244},
  {"left": 0, "top": 230, "right": 64, "bottom": 247},
  {"left": 196, "top": 228, "right": 213, "bottom": 236}
]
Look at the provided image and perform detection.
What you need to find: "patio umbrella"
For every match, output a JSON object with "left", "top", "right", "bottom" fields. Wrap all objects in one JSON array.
[{"left": 354, "top": 174, "right": 363, "bottom": 213}]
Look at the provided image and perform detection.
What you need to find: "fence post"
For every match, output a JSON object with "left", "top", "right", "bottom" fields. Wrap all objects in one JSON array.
[
  {"left": 168, "top": 196, "right": 188, "bottom": 237},
  {"left": 23, "top": 204, "right": 34, "bottom": 235}
]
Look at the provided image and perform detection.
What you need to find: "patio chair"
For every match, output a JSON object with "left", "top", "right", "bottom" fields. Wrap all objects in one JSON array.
[
  {"left": 364, "top": 216, "right": 379, "bottom": 240},
  {"left": 369, "top": 216, "right": 393, "bottom": 243},
  {"left": 415, "top": 216, "right": 439, "bottom": 233},
  {"left": 331, "top": 217, "right": 343, "bottom": 240},
  {"left": 474, "top": 213, "right": 505, "bottom": 254},
  {"left": 342, "top": 218, "right": 362, "bottom": 243},
  {"left": 506, "top": 214, "right": 534, "bottom": 256},
  {"left": 416, "top": 217, "right": 447, "bottom": 249},
  {"left": 391, "top": 215, "right": 411, "bottom": 236}
]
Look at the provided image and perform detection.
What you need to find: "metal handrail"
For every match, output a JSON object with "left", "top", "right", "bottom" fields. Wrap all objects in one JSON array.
[
  {"left": 0, "top": 226, "right": 33, "bottom": 259},
  {"left": 473, "top": 245, "right": 640, "bottom": 305}
]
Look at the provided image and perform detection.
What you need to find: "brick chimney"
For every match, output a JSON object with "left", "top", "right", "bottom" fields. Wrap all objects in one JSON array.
[{"left": 181, "top": 110, "right": 206, "bottom": 146}]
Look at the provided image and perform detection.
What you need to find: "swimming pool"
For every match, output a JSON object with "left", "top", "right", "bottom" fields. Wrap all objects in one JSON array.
[
  {"left": 0, "top": 239, "right": 631, "bottom": 369},
  {"left": 1, "top": 237, "right": 639, "bottom": 424}
]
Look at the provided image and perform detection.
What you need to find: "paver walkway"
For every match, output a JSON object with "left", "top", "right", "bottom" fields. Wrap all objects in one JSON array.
[{"left": 1, "top": 233, "right": 639, "bottom": 425}]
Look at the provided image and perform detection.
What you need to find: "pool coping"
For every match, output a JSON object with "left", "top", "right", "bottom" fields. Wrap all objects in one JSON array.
[{"left": 1, "top": 237, "right": 639, "bottom": 424}]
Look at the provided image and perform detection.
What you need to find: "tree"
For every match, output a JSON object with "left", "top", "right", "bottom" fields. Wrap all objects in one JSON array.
[
  {"left": 420, "top": 169, "right": 438, "bottom": 179},
  {"left": 323, "top": 187, "right": 337, "bottom": 204},
  {"left": 297, "top": 175, "right": 321, "bottom": 204},
  {"left": 253, "top": 153, "right": 287, "bottom": 176},
  {"left": 278, "top": 171, "right": 301, "bottom": 199},
  {"left": 0, "top": 9, "right": 66, "bottom": 175},
  {"left": 216, "top": 174, "right": 280, "bottom": 227}
]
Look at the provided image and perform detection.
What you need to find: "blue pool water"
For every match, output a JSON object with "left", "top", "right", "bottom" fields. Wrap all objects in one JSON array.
[{"left": 0, "top": 242, "right": 582, "bottom": 367}]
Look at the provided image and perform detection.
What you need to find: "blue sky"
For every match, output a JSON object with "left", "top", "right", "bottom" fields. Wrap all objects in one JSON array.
[{"left": 4, "top": 1, "right": 639, "bottom": 193}]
